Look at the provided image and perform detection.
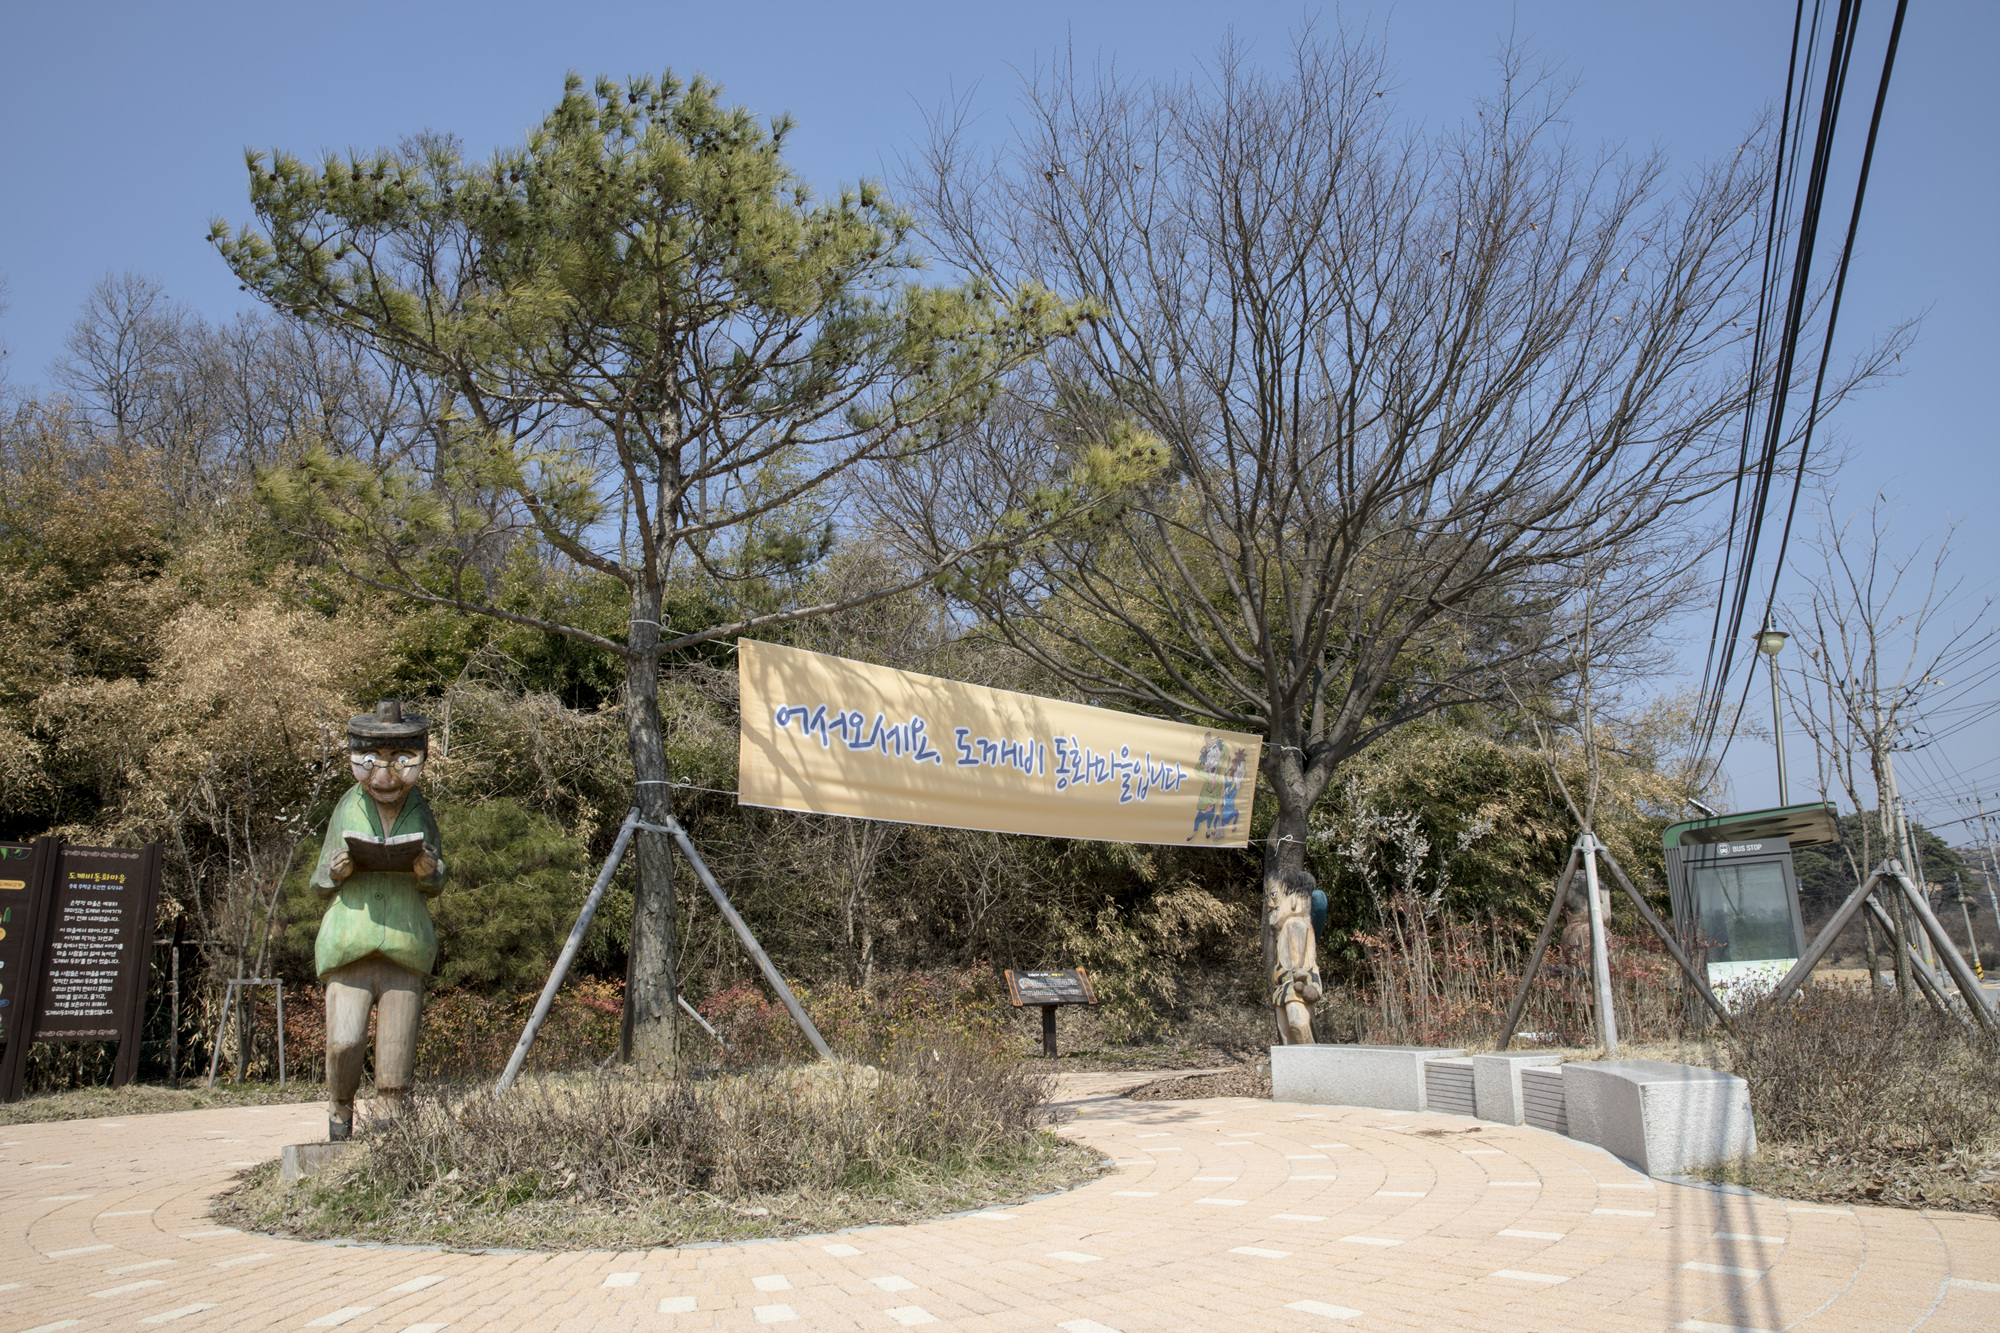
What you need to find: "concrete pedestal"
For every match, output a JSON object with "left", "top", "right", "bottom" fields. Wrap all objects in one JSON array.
[
  {"left": 1270, "top": 1045, "right": 1468, "bottom": 1111},
  {"left": 280, "top": 1140, "right": 356, "bottom": 1183},
  {"left": 1561, "top": 1059, "right": 1757, "bottom": 1176},
  {"left": 1472, "top": 1052, "right": 1564, "bottom": 1125}
]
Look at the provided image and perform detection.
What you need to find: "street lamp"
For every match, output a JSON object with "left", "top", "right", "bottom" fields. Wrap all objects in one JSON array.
[{"left": 1756, "top": 627, "right": 1789, "bottom": 806}]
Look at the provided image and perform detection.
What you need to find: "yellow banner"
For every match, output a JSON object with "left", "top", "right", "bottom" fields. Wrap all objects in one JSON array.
[{"left": 737, "top": 640, "right": 1262, "bottom": 847}]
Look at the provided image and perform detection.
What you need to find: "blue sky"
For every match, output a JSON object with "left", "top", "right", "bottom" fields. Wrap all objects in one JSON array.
[{"left": 3, "top": 2, "right": 1993, "bottom": 834}]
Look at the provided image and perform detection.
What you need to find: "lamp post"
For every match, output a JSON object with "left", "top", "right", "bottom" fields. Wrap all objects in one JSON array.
[{"left": 1757, "top": 626, "right": 1789, "bottom": 806}]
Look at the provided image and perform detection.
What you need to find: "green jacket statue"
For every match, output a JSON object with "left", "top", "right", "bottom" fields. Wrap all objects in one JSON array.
[
  {"left": 313, "top": 698, "right": 444, "bottom": 1142},
  {"left": 308, "top": 782, "right": 444, "bottom": 979}
]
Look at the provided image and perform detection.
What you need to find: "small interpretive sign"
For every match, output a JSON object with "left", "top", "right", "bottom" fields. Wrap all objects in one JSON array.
[
  {"left": 34, "top": 845, "right": 160, "bottom": 1042},
  {"left": 1004, "top": 968, "right": 1096, "bottom": 1007},
  {"left": 0, "top": 842, "right": 50, "bottom": 1052},
  {"left": 1004, "top": 969, "right": 1096, "bottom": 1059}
]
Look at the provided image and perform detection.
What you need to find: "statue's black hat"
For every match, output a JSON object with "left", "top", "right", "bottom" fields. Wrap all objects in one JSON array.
[{"left": 348, "top": 699, "right": 430, "bottom": 751}]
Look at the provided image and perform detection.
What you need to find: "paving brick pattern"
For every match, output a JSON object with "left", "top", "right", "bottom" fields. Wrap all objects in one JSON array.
[{"left": 3, "top": 1073, "right": 1996, "bottom": 1331}]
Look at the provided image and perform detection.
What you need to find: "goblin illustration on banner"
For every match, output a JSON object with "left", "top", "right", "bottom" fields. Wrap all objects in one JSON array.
[{"left": 1190, "top": 732, "right": 1251, "bottom": 842}]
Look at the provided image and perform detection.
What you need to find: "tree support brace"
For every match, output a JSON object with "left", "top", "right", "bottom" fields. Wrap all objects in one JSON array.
[
  {"left": 1771, "top": 859, "right": 1995, "bottom": 1032},
  {"left": 1497, "top": 831, "right": 1730, "bottom": 1051},
  {"left": 498, "top": 806, "right": 831, "bottom": 1094}
]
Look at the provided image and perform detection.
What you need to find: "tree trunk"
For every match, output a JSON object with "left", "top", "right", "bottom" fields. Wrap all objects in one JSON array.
[
  {"left": 1875, "top": 748, "right": 1913, "bottom": 1007},
  {"left": 1259, "top": 754, "right": 1317, "bottom": 1044},
  {"left": 618, "top": 600, "right": 680, "bottom": 1072}
]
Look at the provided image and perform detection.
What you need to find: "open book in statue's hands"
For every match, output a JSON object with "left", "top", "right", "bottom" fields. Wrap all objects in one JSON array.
[{"left": 343, "top": 830, "right": 428, "bottom": 874}]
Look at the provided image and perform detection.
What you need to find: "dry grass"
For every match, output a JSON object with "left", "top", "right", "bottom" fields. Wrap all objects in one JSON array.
[
  {"left": 1324, "top": 922, "right": 1712, "bottom": 1050},
  {"left": 214, "top": 1033, "right": 1103, "bottom": 1250},
  {"left": 1702, "top": 984, "right": 2000, "bottom": 1215}
]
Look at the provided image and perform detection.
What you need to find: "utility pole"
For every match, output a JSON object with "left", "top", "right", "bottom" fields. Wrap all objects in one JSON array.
[
  {"left": 1955, "top": 873, "right": 1984, "bottom": 978},
  {"left": 1977, "top": 795, "right": 2000, "bottom": 948},
  {"left": 1582, "top": 832, "right": 1619, "bottom": 1057},
  {"left": 1897, "top": 795, "right": 1939, "bottom": 969}
]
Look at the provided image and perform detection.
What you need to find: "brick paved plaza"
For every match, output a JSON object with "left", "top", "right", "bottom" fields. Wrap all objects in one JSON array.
[{"left": 3, "top": 1073, "right": 1995, "bottom": 1332}]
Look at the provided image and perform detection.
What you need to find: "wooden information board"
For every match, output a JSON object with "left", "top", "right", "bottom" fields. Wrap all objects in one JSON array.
[
  {"left": 0, "top": 841, "right": 55, "bottom": 1057},
  {"left": 0, "top": 840, "right": 162, "bottom": 1102},
  {"left": 1003, "top": 968, "right": 1096, "bottom": 1058},
  {"left": 1004, "top": 968, "right": 1096, "bottom": 1007}
]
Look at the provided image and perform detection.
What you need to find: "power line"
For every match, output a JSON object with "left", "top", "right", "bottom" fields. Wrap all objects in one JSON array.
[
  {"left": 1748, "top": 0, "right": 1911, "bottom": 660},
  {"left": 1694, "top": 0, "right": 1815, "bottom": 718},
  {"left": 1697, "top": 0, "right": 1855, "bottom": 765},
  {"left": 1697, "top": 0, "right": 1911, "bottom": 783}
]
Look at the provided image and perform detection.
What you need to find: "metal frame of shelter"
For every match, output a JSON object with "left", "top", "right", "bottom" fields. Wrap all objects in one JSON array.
[
  {"left": 1667, "top": 801, "right": 1991, "bottom": 1030},
  {"left": 1662, "top": 801, "right": 1837, "bottom": 1002}
]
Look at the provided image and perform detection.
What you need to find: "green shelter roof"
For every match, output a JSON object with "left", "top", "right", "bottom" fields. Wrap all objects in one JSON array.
[{"left": 1662, "top": 801, "right": 1842, "bottom": 852}]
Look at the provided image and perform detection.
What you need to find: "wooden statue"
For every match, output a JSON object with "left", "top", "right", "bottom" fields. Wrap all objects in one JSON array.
[
  {"left": 1268, "top": 868, "right": 1324, "bottom": 1044},
  {"left": 308, "top": 699, "right": 444, "bottom": 1140}
]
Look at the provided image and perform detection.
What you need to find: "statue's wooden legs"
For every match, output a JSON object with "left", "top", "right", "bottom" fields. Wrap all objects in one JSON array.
[
  {"left": 1277, "top": 997, "right": 1315, "bottom": 1044},
  {"left": 324, "top": 954, "right": 424, "bottom": 1138}
]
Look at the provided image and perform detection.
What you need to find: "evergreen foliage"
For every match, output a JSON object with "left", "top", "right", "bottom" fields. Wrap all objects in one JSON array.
[{"left": 1791, "top": 810, "right": 1966, "bottom": 923}]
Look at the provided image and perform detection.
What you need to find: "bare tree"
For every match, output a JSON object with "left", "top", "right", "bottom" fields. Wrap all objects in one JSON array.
[
  {"left": 1785, "top": 494, "right": 2000, "bottom": 1001},
  {"left": 889, "top": 32, "right": 1903, "bottom": 1024},
  {"left": 51, "top": 273, "right": 188, "bottom": 450},
  {"left": 44, "top": 273, "right": 440, "bottom": 512}
]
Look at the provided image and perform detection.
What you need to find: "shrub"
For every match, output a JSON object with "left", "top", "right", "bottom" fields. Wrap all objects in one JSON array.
[
  {"left": 281, "top": 977, "right": 624, "bottom": 1081},
  {"left": 1323, "top": 918, "right": 1701, "bottom": 1049},
  {"left": 425, "top": 798, "right": 595, "bottom": 992},
  {"left": 365, "top": 1028, "right": 1055, "bottom": 1205},
  {"left": 1726, "top": 984, "right": 2000, "bottom": 1161}
]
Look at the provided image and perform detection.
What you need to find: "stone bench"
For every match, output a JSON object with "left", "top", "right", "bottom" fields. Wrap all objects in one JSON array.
[
  {"left": 1270, "top": 1044, "right": 1468, "bottom": 1111},
  {"left": 1561, "top": 1059, "right": 1757, "bottom": 1177},
  {"left": 1520, "top": 1064, "right": 1569, "bottom": 1135},
  {"left": 1472, "top": 1051, "right": 1564, "bottom": 1125}
]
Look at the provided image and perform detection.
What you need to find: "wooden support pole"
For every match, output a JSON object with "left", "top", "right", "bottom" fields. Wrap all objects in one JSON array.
[
  {"left": 1041, "top": 1004, "right": 1058, "bottom": 1058},
  {"left": 648, "top": 813, "right": 835, "bottom": 1063},
  {"left": 1865, "top": 897, "right": 1959, "bottom": 1024},
  {"left": 1497, "top": 846, "right": 1584, "bottom": 1050},
  {"left": 497, "top": 809, "right": 642, "bottom": 1093},
  {"left": 204, "top": 981, "right": 237, "bottom": 1091}
]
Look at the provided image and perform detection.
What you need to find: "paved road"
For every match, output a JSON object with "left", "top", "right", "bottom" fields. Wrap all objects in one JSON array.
[{"left": 2, "top": 1073, "right": 1996, "bottom": 1331}]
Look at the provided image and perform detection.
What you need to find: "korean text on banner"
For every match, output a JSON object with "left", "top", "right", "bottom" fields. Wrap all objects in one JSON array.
[{"left": 737, "top": 640, "right": 1261, "bottom": 847}]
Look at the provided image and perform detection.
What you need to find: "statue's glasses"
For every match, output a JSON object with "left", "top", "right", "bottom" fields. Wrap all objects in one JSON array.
[{"left": 350, "top": 752, "right": 424, "bottom": 775}]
